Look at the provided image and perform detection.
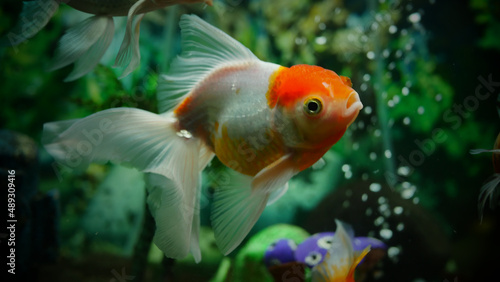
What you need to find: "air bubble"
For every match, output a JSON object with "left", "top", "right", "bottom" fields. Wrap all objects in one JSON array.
[
  {"left": 343, "top": 200, "right": 350, "bottom": 208},
  {"left": 402, "top": 87, "right": 409, "bottom": 96},
  {"left": 360, "top": 83, "right": 368, "bottom": 91},
  {"left": 358, "top": 121, "right": 365, "bottom": 129},
  {"left": 384, "top": 150, "right": 392, "bottom": 158},
  {"left": 374, "top": 216, "right": 384, "bottom": 226},
  {"left": 352, "top": 142, "right": 359, "bottom": 150},
  {"left": 394, "top": 206, "right": 403, "bottom": 215},
  {"left": 315, "top": 36, "right": 327, "bottom": 45},
  {"left": 408, "top": 12, "right": 421, "bottom": 23},
  {"left": 370, "top": 183, "right": 382, "bottom": 192},
  {"left": 176, "top": 129, "right": 193, "bottom": 139},
  {"left": 397, "top": 166, "right": 410, "bottom": 176},
  {"left": 366, "top": 208, "right": 373, "bottom": 216},
  {"left": 380, "top": 228, "right": 393, "bottom": 240},
  {"left": 388, "top": 246, "right": 400, "bottom": 258},
  {"left": 401, "top": 186, "right": 416, "bottom": 199},
  {"left": 361, "top": 193, "right": 368, "bottom": 202}
]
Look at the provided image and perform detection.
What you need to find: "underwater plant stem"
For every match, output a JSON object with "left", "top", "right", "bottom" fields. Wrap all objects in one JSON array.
[
  {"left": 159, "top": 5, "right": 179, "bottom": 73},
  {"left": 161, "top": 256, "right": 176, "bottom": 281},
  {"left": 131, "top": 198, "right": 156, "bottom": 281},
  {"left": 370, "top": 0, "right": 397, "bottom": 187}
]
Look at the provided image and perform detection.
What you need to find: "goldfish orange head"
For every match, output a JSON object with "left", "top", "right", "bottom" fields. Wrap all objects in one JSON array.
[{"left": 270, "top": 65, "right": 363, "bottom": 149}]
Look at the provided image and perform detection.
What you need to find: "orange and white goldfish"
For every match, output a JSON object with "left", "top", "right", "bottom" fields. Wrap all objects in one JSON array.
[
  {"left": 312, "top": 220, "right": 370, "bottom": 282},
  {"left": 470, "top": 132, "right": 500, "bottom": 220},
  {"left": 42, "top": 14, "right": 363, "bottom": 262},
  {"left": 2, "top": 0, "right": 211, "bottom": 81}
]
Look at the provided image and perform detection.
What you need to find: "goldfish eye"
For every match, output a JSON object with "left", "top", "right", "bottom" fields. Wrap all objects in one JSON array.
[{"left": 304, "top": 98, "right": 323, "bottom": 115}]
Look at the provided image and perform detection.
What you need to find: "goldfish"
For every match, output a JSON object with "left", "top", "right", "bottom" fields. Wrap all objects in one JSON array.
[
  {"left": 2, "top": 0, "right": 212, "bottom": 81},
  {"left": 311, "top": 220, "right": 370, "bottom": 282},
  {"left": 470, "top": 132, "right": 500, "bottom": 220},
  {"left": 42, "top": 14, "right": 363, "bottom": 262}
]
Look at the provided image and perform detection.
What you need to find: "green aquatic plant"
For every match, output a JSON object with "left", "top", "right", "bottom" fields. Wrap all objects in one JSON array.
[
  {"left": 471, "top": 0, "right": 500, "bottom": 51},
  {"left": 231, "top": 224, "right": 310, "bottom": 282}
]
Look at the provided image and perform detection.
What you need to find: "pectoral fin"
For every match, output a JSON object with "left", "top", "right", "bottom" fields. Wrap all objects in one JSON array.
[
  {"left": 211, "top": 169, "right": 269, "bottom": 255},
  {"left": 267, "top": 183, "right": 288, "bottom": 206},
  {"left": 251, "top": 154, "right": 298, "bottom": 193},
  {"left": 211, "top": 155, "right": 297, "bottom": 254}
]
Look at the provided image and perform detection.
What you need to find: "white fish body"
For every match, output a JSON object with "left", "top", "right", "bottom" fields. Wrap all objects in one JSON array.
[
  {"left": 42, "top": 14, "right": 287, "bottom": 262},
  {"left": 42, "top": 15, "right": 362, "bottom": 262},
  {"left": 2, "top": 0, "right": 211, "bottom": 81}
]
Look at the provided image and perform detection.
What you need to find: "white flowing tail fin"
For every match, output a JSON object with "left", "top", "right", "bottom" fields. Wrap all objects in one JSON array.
[
  {"left": 478, "top": 174, "right": 500, "bottom": 221},
  {"left": 42, "top": 108, "right": 213, "bottom": 261},
  {"left": 48, "top": 16, "right": 115, "bottom": 81},
  {"left": 113, "top": 0, "right": 149, "bottom": 78}
]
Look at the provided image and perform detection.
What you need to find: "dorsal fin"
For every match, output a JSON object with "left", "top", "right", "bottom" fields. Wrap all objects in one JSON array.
[{"left": 157, "top": 14, "right": 259, "bottom": 113}]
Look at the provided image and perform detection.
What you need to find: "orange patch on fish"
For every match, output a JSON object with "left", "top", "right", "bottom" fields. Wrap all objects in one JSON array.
[
  {"left": 212, "top": 124, "right": 287, "bottom": 176},
  {"left": 266, "top": 66, "right": 287, "bottom": 109},
  {"left": 174, "top": 96, "right": 194, "bottom": 117},
  {"left": 340, "top": 75, "right": 352, "bottom": 87},
  {"left": 270, "top": 65, "right": 346, "bottom": 108}
]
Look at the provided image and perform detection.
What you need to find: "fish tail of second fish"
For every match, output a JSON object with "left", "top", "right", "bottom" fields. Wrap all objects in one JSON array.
[
  {"left": 312, "top": 220, "right": 370, "bottom": 282},
  {"left": 478, "top": 173, "right": 500, "bottom": 220},
  {"left": 0, "top": 0, "right": 60, "bottom": 48},
  {"left": 42, "top": 108, "right": 214, "bottom": 262},
  {"left": 47, "top": 15, "right": 115, "bottom": 82}
]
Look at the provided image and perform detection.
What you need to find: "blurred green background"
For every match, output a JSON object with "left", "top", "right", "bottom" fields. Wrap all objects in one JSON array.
[{"left": 0, "top": 0, "right": 499, "bottom": 281}]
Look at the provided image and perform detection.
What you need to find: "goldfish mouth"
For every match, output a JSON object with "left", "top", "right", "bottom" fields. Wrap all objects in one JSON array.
[{"left": 344, "top": 91, "right": 363, "bottom": 118}]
